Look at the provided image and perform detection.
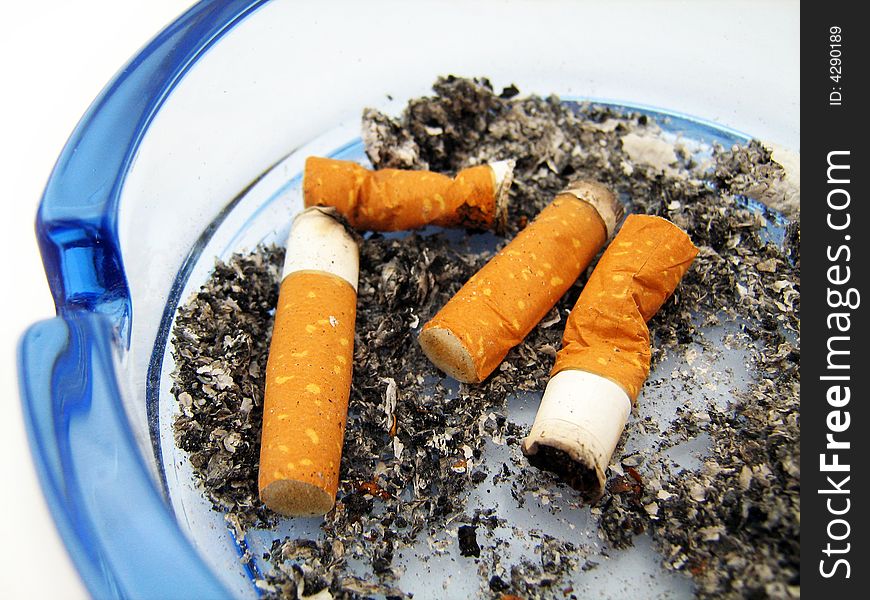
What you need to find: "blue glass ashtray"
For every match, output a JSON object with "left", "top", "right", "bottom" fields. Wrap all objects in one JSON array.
[{"left": 18, "top": 1, "right": 797, "bottom": 598}]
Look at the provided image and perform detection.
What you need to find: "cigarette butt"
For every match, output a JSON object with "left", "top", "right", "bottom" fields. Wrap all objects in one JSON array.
[
  {"left": 259, "top": 207, "right": 359, "bottom": 516},
  {"left": 418, "top": 181, "right": 623, "bottom": 383},
  {"left": 522, "top": 214, "right": 698, "bottom": 500},
  {"left": 303, "top": 156, "right": 513, "bottom": 231}
]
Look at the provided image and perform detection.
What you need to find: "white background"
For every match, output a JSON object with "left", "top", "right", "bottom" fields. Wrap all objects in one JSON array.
[
  {"left": 0, "top": 1, "right": 798, "bottom": 598},
  {"left": 0, "top": 2, "right": 192, "bottom": 597}
]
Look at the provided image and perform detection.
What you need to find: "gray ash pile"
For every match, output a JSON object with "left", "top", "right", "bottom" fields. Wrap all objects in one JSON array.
[{"left": 171, "top": 77, "right": 799, "bottom": 599}]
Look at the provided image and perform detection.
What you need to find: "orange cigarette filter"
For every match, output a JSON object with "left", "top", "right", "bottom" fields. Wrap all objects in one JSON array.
[
  {"left": 551, "top": 214, "right": 699, "bottom": 402},
  {"left": 418, "top": 181, "right": 624, "bottom": 383},
  {"left": 259, "top": 208, "right": 358, "bottom": 516},
  {"left": 303, "top": 156, "right": 513, "bottom": 231}
]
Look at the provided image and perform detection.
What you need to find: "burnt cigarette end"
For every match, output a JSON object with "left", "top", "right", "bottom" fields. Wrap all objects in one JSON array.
[
  {"left": 491, "top": 159, "right": 515, "bottom": 235},
  {"left": 521, "top": 369, "right": 630, "bottom": 503},
  {"left": 561, "top": 179, "right": 625, "bottom": 238},
  {"left": 524, "top": 443, "right": 604, "bottom": 503}
]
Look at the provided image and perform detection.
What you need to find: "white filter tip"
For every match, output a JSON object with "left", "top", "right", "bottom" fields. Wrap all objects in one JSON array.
[
  {"left": 282, "top": 207, "right": 359, "bottom": 290},
  {"left": 522, "top": 369, "right": 631, "bottom": 498}
]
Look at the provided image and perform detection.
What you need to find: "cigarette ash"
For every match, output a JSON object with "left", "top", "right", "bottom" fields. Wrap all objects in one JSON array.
[
  {"left": 171, "top": 246, "right": 284, "bottom": 530},
  {"left": 170, "top": 76, "right": 799, "bottom": 599}
]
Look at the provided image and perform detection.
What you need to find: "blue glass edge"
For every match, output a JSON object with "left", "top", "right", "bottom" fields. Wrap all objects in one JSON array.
[
  {"left": 25, "top": 0, "right": 270, "bottom": 597},
  {"left": 36, "top": 0, "right": 269, "bottom": 345},
  {"left": 19, "top": 314, "right": 231, "bottom": 598}
]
